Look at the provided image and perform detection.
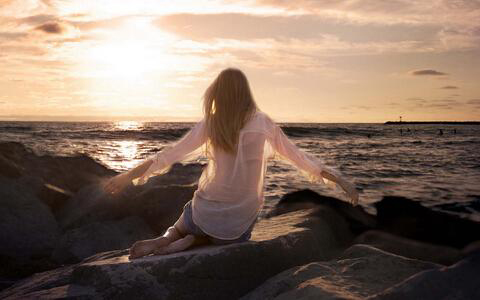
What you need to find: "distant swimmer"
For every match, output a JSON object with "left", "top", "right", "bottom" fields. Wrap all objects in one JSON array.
[
  {"left": 400, "top": 128, "right": 403, "bottom": 135},
  {"left": 453, "top": 128, "right": 457, "bottom": 134},
  {"left": 438, "top": 129, "right": 444, "bottom": 136},
  {"left": 407, "top": 128, "right": 411, "bottom": 132},
  {"left": 367, "top": 134, "right": 372, "bottom": 138}
]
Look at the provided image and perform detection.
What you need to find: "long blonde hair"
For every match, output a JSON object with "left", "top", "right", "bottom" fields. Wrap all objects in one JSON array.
[{"left": 203, "top": 68, "right": 258, "bottom": 154}]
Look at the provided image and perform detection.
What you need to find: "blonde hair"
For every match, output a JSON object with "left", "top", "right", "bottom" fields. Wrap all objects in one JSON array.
[{"left": 203, "top": 68, "right": 258, "bottom": 154}]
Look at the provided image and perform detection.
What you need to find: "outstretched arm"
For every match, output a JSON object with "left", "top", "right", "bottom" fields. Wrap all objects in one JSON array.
[
  {"left": 268, "top": 122, "right": 359, "bottom": 205},
  {"left": 104, "top": 159, "right": 154, "bottom": 194},
  {"left": 104, "top": 119, "right": 207, "bottom": 194}
]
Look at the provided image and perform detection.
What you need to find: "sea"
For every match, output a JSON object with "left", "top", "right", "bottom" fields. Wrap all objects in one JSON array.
[{"left": 1, "top": 121, "right": 479, "bottom": 220}]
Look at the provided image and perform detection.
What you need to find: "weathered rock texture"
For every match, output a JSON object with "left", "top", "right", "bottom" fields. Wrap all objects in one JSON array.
[
  {"left": 371, "top": 250, "right": 480, "bottom": 300},
  {"left": 242, "top": 244, "right": 439, "bottom": 300},
  {"left": 355, "top": 230, "right": 462, "bottom": 265},
  {"left": 0, "top": 177, "right": 60, "bottom": 278},
  {"left": 51, "top": 216, "right": 156, "bottom": 264},
  {"left": 376, "top": 196, "right": 480, "bottom": 248},
  {"left": 0, "top": 142, "right": 204, "bottom": 286},
  {"left": 0, "top": 208, "right": 352, "bottom": 299}
]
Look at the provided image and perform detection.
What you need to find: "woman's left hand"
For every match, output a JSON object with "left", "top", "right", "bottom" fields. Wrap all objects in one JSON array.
[
  {"left": 104, "top": 173, "right": 131, "bottom": 195},
  {"left": 339, "top": 179, "right": 359, "bottom": 206}
]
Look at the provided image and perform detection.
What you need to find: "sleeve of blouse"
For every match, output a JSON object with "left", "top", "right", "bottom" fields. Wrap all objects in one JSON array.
[
  {"left": 132, "top": 118, "right": 207, "bottom": 185},
  {"left": 267, "top": 121, "right": 347, "bottom": 190}
]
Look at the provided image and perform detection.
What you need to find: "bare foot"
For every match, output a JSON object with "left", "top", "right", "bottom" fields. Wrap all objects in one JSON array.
[
  {"left": 129, "top": 236, "right": 178, "bottom": 259},
  {"left": 153, "top": 235, "right": 196, "bottom": 255},
  {"left": 128, "top": 239, "right": 159, "bottom": 259}
]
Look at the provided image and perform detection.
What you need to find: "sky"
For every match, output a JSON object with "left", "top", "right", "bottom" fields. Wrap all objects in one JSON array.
[{"left": 0, "top": 0, "right": 479, "bottom": 122}]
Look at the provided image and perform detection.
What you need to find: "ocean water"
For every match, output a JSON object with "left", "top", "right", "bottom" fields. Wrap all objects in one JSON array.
[{"left": 1, "top": 121, "right": 479, "bottom": 220}]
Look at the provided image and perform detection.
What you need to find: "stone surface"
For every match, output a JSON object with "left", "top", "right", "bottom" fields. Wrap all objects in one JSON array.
[
  {"left": 242, "top": 244, "right": 439, "bottom": 300},
  {"left": 268, "top": 189, "right": 377, "bottom": 234},
  {"left": 58, "top": 182, "right": 197, "bottom": 234},
  {"left": 0, "top": 142, "right": 115, "bottom": 193},
  {"left": 51, "top": 216, "right": 156, "bottom": 264},
  {"left": 355, "top": 230, "right": 462, "bottom": 265},
  {"left": 0, "top": 177, "right": 60, "bottom": 278},
  {"left": 375, "top": 196, "right": 480, "bottom": 248},
  {"left": 0, "top": 208, "right": 352, "bottom": 299},
  {"left": 16, "top": 175, "right": 73, "bottom": 216},
  {"left": 371, "top": 251, "right": 480, "bottom": 300}
]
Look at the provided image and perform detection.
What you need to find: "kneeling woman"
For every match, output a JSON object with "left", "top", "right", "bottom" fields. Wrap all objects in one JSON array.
[{"left": 105, "top": 68, "right": 359, "bottom": 259}]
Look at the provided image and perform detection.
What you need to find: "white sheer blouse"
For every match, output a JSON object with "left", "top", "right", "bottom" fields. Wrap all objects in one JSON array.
[{"left": 133, "top": 111, "right": 351, "bottom": 240}]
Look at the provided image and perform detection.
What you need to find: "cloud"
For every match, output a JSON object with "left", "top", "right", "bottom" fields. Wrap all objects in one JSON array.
[
  {"left": 19, "top": 14, "right": 58, "bottom": 25},
  {"left": 410, "top": 69, "right": 448, "bottom": 76},
  {"left": 0, "top": 31, "right": 28, "bottom": 40},
  {"left": 405, "top": 97, "right": 426, "bottom": 102},
  {"left": 155, "top": 13, "right": 441, "bottom": 43},
  {"left": 467, "top": 99, "right": 480, "bottom": 105},
  {"left": 34, "top": 22, "right": 64, "bottom": 34},
  {"left": 440, "top": 85, "right": 459, "bottom": 89},
  {"left": 350, "top": 105, "right": 372, "bottom": 110}
]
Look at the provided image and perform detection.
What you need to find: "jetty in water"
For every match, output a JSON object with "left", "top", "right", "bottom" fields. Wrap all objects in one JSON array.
[{"left": 384, "top": 121, "right": 480, "bottom": 125}]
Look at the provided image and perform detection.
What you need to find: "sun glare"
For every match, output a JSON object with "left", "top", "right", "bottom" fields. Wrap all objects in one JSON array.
[
  {"left": 115, "top": 120, "right": 142, "bottom": 131},
  {"left": 81, "top": 18, "right": 175, "bottom": 82}
]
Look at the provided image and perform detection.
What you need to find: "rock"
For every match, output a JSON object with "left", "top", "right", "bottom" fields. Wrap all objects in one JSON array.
[
  {"left": 371, "top": 251, "right": 480, "bottom": 300},
  {"left": 0, "top": 142, "right": 116, "bottom": 193},
  {"left": 16, "top": 175, "right": 73, "bottom": 216},
  {"left": 123, "top": 184, "right": 197, "bottom": 233},
  {"left": 0, "top": 278, "right": 18, "bottom": 292},
  {"left": 144, "top": 163, "right": 204, "bottom": 186},
  {"left": 57, "top": 183, "right": 121, "bottom": 229},
  {"left": 37, "top": 183, "right": 73, "bottom": 215},
  {"left": 57, "top": 183, "right": 196, "bottom": 234},
  {"left": 269, "top": 189, "right": 377, "bottom": 234},
  {"left": 375, "top": 196, "right": 480, "bottom": 248},
  {"left": 355, "top": 230, "right": 462, "bottom": 265},
  {"left": 51, "top": 216, "right": 156, "bottom": 264},
  {"left": 462, "top": 240, "right": 480, "bottom": 256},
  {"left": 242, "top": 244, "right": 439, "bottom": 300},
  {"left": 0, "top": 154, "right": 22, "bottom": 178},
  {"left": 58, "top": 174, "right": 198, "bottom": 233},
  {"left": 0, "top": 177, "right": 61, "bottom": 278},
  {"left": 0, "top": 208, "right": 352, "bottom": 299}
]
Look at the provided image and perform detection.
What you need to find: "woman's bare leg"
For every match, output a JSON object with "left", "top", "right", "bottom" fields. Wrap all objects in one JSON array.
[
  {"left": 153, "top": 235, "right": 210, "bottom": 255},
  {"left": 129, "top": 215, "right": 187, "bottom": 259},
  {"left": 153, "top": 215, "right": 210, "bottom": 255}
]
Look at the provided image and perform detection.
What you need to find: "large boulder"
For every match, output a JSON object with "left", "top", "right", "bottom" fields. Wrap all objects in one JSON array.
[
  {"left": 371, "top": 251, "right": 480, "bottom": 300},
  {"left": 58, "top": 163, "right": 202, "bottom": 233},
  {"left": 57, "top": 182, "right": 197, "bottom": 234},
  {"left": 0, "top": 154, "right": 22, "bottom": 178},
  {"left": 242, "top": 244, "right": 439, "bottom": 300},
  {"left": 355, "top": 230, "right": 462, "bottom": 265},
  {"left": 0, "top": 142, "right": 116, "bottom": 193},
  {"left": 0, "top": 208, "right": 353, "bottom": 299},
  {"left": 375, "top": 196, "right": 480, "bottom": 248},
  {"left": 268, "top": 189, "right": 377, "bottom": 234},
  {"left": 51, "top": 216, "right": 156, "bottom": 264},
  {"left": 0, "top": 177, "right": 61, "bottom": 278},
  {"left": 16, "top": 175, "right": 73, "bottom": 217}
]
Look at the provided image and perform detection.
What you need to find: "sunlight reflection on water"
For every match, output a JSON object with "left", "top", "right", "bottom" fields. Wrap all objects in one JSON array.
[{"left": 109, "top": 140, "right": 142, "bottom": 171}]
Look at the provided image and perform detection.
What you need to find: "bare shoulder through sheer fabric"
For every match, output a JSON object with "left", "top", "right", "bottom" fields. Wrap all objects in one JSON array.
[{"left": 132, "top": 110, "right": 349, "bottom": 240}]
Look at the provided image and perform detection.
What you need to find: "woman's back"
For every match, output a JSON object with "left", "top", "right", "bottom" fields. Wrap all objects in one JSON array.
[{"left": 193, "top": 110, "right": 272, "bottom": 240}]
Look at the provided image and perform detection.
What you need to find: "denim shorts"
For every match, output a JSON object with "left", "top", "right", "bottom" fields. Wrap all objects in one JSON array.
[{"left": 180, "top": 200, "right": 256, "bottom": 245}]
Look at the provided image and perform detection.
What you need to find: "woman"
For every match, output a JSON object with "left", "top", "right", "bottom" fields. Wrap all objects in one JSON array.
[{"left": 105, "top": 68, "right": 359, "bottom": 259}]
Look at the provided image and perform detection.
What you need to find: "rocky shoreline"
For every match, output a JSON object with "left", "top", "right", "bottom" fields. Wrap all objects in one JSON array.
[{"left": 1, "top": 141, "right": 479, "bottom": 299}]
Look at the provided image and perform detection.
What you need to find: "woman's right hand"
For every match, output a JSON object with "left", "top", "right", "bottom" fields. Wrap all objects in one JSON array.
[{"left": 104, "top": 172, "right": 131, "bottom": 195}]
